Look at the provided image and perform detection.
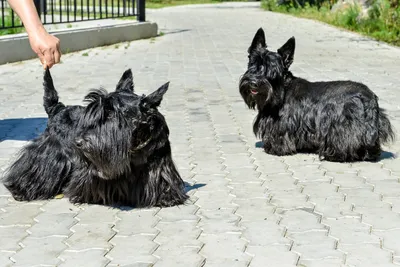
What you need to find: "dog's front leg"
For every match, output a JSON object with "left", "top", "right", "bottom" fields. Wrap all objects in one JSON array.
[
  {"left": 139, "top": 146, "right": 188, "bottom": 208},
  {"left": 262, "top": 133, "right": 296, "bottom": 156}
]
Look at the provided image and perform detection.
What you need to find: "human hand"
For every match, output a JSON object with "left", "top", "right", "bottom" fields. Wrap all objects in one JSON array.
[{"left": 28, "top": 28, "right": 61, "bottom": 69}]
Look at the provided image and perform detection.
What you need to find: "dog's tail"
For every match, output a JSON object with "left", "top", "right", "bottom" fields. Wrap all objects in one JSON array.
[
  {"left": 378, "top": 107, "right": 395, "bottom": 144},
  {"left": 43, "top": 67, "right": 61, "bottom": 116}
]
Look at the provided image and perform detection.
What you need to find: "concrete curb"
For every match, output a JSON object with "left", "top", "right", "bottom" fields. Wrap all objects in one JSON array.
[{"left": 0, "top": 21, "right": 158, "bottom": 65}]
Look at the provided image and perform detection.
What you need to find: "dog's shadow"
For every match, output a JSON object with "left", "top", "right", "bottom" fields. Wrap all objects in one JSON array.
[
  {"left": 255, "top": 141, "right": 397, "bottom": 162},
  {"left": 0, "top": 118, "right": 47, "bottom": 141},
  {"left": 106, "top": 182, "right": 206, "bottom": 211}
]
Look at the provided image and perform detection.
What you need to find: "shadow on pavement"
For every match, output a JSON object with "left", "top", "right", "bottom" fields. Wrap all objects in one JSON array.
[
  {"left": 254, "top": 141, "right": 396, "bottom": 162},
  {"left": 0, "top": 118, "right": 47, "bottom": 141}
]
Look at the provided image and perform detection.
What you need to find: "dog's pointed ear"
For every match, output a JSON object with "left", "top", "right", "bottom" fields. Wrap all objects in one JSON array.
[
  {"left": 278, "top": 37, "right": 295, "bottom": 69},
  {"left": 116, "top": 69, "right": 134, "bottom": 92},
  {"left": 248, "top": 28, "right": 266, "bottom": 54},
  {"left": 141, "top": 82, "right": 169, "bottom": 109}
]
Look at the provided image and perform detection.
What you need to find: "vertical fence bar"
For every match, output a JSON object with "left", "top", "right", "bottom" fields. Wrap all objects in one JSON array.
[
  {"left": 1, "top": 1, "right": 5, "bottom": 28},
  {"left": 105, "top": 0, "right": 108, "bottom": 18},
  {"left": 93, "top": 0, "right": 96, "bottom": 19},
  {"left": 42, "top": 0, "right": 46, "bottom": 24},
  {"left": 67, "top": 0, "right": 70, "bottom": 21},
  {"left": 51, "top": 0, "right": 54, "bottom": 24},
  {"left": 137, "top": 0, "right": 144, "bottom": 21},
  {"left": 11, "top": 6, "right": 15, "bottom": 27},
  {"left": 86, "top": 0, "right": 89, "bottom": 20},
  {"left": 59, "top": 0, "right": 62, "bottom": 23},
  {"left": 99, "top": 0, "right": 101, "bottom": 19},
  {"left": 74, "top": 0, "right": 77, "bottom": 21},
  {"left": 117, "top": 0, "right": 120, "bottom": 17},
  {"left": 111, "top": 0, "right": 115, "bottom": 18}
]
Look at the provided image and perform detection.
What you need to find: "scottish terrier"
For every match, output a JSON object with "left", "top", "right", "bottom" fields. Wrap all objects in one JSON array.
[
  {"left": 239, "top": 28, "right": 394, "bottom": 162},
  {"left": 2, "top": 68, "right": 188, "bottom": 207}
]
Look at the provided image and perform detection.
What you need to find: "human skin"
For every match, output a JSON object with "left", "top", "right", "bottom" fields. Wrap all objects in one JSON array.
[{"left": 7, "top": 0, "right": 61, "bottom": 68}]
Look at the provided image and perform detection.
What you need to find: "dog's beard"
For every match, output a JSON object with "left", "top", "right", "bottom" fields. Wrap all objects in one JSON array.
[
  {"left": 239, "top": 73, "right": 273, "bottom": 110},
  {"left": 76, "top": 125, "right": 133, "bottom": 180}
]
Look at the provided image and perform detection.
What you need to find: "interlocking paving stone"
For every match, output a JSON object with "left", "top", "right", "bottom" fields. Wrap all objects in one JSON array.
[
  {"left": 1, "top": 1, "right": 400, "bottom": 265},
  {"left": 58, "top": 249, "right": 109, "bottom": 267},
  {"left": 11, "top": 236, "right": 67, "bottom": 266},
  {"left": 246, "top": 245, "right": 298, "bottom": 267}
]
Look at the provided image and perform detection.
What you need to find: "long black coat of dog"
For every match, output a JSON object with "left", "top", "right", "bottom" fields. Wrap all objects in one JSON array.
[
  {"left": 239, "top": 28, "right": 394, "bottom": 162},
  {"left": 2, "top": 68, "right": 188, "bottom": 207}
]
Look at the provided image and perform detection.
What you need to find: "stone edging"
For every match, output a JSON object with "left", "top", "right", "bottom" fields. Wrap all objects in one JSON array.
[{"left": 0, "top": 21, "right": 158, "bottom": 65}]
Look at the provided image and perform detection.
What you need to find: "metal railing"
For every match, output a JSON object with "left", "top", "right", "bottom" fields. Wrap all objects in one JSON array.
[{"left": 0, "top": 0, "right": 145, "bottom": 30}]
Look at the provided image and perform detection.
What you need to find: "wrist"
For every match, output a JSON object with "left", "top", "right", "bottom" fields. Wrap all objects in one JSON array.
[{"left": 26, "top": 24, "right": 46, "bottom": 37}]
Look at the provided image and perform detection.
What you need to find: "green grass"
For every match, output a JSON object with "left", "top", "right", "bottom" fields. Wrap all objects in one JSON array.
[
  {"left": 261, "top": 0, "right": 400, "bottom": 46},
  {"left": 0, "top": 9, "right": 25, "bottom": 35}
]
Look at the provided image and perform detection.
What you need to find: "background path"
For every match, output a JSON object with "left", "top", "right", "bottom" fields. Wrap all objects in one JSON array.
[{"left": 1, "top": 2, "right": 400, "bottom": 266}]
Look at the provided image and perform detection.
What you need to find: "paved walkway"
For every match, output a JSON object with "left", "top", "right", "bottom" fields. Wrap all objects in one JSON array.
[{"left": 1, "top": 2, "right": 400, "bottom": 266}]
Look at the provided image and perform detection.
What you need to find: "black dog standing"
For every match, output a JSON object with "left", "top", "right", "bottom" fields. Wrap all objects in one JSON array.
[
  {"left": 2, "top": 68, "right": 188, "bottom": 207},
  {"left": 239, "top": 28, "right": 394, "bottom": 162}
]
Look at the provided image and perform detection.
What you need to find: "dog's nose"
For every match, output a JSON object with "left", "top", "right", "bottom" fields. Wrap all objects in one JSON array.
[
  {"left": 250, "top": 81, "right": 257, "bottom": 87},
  {"left": 75, "top": 138, "right": 84, "bottom": 148}
]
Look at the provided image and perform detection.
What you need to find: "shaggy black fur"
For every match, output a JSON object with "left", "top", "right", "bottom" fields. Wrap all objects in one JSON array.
[
  {"left": 239, "top": 28, "right": 395, "bottom": 162},
  {"left": 2, "top": 68, "right": 188, "bottom": 207}
]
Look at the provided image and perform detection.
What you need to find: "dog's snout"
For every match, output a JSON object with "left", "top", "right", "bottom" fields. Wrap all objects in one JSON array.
[
  {"left": 250, "top": 81, "right": 257, "bottom": 87},
  {"left": 75, "top": 138, "right": 84, "bottom": 148}
]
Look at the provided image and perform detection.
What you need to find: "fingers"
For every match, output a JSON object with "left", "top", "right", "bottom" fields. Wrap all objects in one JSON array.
[
  {"left": 54, "top": 37, "right": 61, "bottom": 64},
  {"left": 34, "top": 35, "right": 61, "bottom": 69},
  {"left": 43, "top": 49, "right": 55, "bottom": 69},
  {"left": 37, "top": 52, "right": 46, "bottom": 68}
]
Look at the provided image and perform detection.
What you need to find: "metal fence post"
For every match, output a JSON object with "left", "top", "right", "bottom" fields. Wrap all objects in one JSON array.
[
  {"left": 137, "top": 0, "right": 145, "bottom": 22},
  {"left": 33, "top": 0, "right": 41, "bottom": 15},
  {"left": 33, "top": 0, "right": 47, "bottom": 15}
]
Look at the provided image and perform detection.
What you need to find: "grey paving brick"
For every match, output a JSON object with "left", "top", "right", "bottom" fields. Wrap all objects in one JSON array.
[
  {"left": 270, "top": 191, "right": 315, "bottom": 212},
  {"left": 289, "top": 230, "right": 344, "bottom": 260},
  {"left": 75, "top": 205, "right": 119, "bottom": 224},
  {"left": 66, "top": 223, "right": 115, "bottom": 250},
  {"left": 27, "top": 212, "right": 77, "bottom": 237},
  {"left": 312, "top": 195, "right": 359, "bottom": 219},
  {"left": 339, "top": 243, "right": 395, "bottom": 266},
  {"left": 11, "top": 236, "right": 67, "bottom": 266},
  {"left": 0, "top": 252, "right": 14, "bottom": 267},
  {"left": 194, "top": 191, "right": 236, "bottom": 210},
  {"left": 59, "top": 249, "right": 109, "bottom": 267},
  {"left": 242, "top": 220, "right": 290, "bottom": 246},
  {"left": 107, "top": 235, "right": 158, "bottom": 265},
  {"left": 0, "top": 203, "right": 42, "bottom": 226},
  {"left": 279, "top": 210, "right": 325, "bottom": 233},
  {"left": 156, "top": 204, "right": 199, "bottom": 222},
  {"left": 199, "top": 233, "right": 252, "bottom": 265},
  {"left": 154, "top": 221, "right": 202, "bottom": 248},
  {"left": 373, "top": 229, "right": 400, "bottom": 255},
  {"left": 192, "top": 174, "right": 230, "bottom": 192},
  {"left": 0, "top": 226, "right": 29, "bottom": 251},
  {"left": 225, "top": 167, "right": 261, "bottom": 184},
  {"left": 246, "top": 245, "right": 298, "bottom": 267},
  {"left": 229, "top": 182, "right": 266, "bottom": 199},
  {"left": 113, "top": 210, "right": 159, "bottom": 236}
]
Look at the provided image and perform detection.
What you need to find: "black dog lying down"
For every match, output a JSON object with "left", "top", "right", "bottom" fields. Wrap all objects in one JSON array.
[
  {"left": 239, "top": 28, "right": 395, "bottom": 162},
  {"left": 2, "top": 68, "right": 188, "bottom": 207}
]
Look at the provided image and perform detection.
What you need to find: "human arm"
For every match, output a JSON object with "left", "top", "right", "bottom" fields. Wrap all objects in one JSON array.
[{"left": 7, "top": 0, "right": 61, "bottom": 68}]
